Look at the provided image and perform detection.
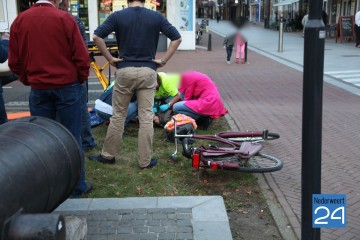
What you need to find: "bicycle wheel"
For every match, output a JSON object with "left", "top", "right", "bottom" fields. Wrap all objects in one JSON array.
[
  {"left": 217, "top": 131, "right": 280, "bottom": 142},
  {"left": 202, "top": 153, "right": 283, "bottom": 173}
]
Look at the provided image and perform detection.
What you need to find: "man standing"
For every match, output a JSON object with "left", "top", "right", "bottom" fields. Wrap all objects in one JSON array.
[
  {"left": 90, "top": 0, "right": 181, "bottom": 168},
  {"left": 8, "top": 0, "right": 92, "bottom": 196},
  {"left": 0, "top": 32, "right": 9, "bottom": 124},
  {"left": 355, "top": 10, "right": 360, "bottom": 48}
]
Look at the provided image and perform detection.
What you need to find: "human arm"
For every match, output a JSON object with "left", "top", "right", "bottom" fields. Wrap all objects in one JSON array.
[
  {"left": 69, "top": 19, "right": 90, "bottom": 82},
  {"left": 8, "top": 24, "right": 29, "bottom": 85},
  {"left": 93, "top": 14, "right": 122, "bottom": 67},
  {"left": 159, "top": 93, "right": 181, "bottom": 112},
  {"left": 153, "top": 16, "right": 182, "bottom": 68}
]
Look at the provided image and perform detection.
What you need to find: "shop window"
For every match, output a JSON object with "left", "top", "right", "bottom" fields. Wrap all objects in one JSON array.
[
  {"left": 99, "top": 0, "right": 160, "bottom": 24},
  {"left": 68, "top": 0, "right": 90, "bottom": 30}
]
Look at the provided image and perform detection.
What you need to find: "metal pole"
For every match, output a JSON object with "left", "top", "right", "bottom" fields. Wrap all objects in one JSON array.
[
  {"left": 208, "top": 33, "right": 212, "bottom": 51},
  {"left": 278, "top": 14, "right": 284, "bottom": 52},
  {"left": 301, "top": 0, "right": 325, "bottom": 238}
]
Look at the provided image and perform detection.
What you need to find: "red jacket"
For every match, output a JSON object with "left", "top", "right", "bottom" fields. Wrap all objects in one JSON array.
[{"left": 9, "top": 3, "right": 90, "bottom": 89}]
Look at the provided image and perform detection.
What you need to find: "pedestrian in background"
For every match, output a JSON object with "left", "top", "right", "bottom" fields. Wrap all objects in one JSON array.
[
  {"left": 223, "top": 33, "right": 235, "bottom": 64},
  {"left": 0, "top": 32, "right": 9, "bottom": 125},
  {"left": 302, "top": 12, "right": 309, "bottom": 36},
  {"left": 216, "top": 12, "right": 221, "bottom": 23},
  {"left": 235, "top": 32, "right": 246, "bottom": 64},
  {"left": 355, "top": 10, "right": 360, "bottom": 48},
  {"left": 89, "top": 0, "right": 182, "bottom": 168},
  {"left": 8, "top": 0, "right": 92, "bottom": 197},
  {"left": 59, "top": 0, "right": 97, "bottom": 152}
]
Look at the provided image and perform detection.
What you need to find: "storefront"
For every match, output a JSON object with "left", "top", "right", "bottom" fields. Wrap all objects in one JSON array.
[
  {"left": 330, "top": 0, "right": 357, "bottom": 24},
  {"left": 249, "top": 0, "right": 263, "bottom": 22},
  {"left": 3, "top": 0, "right": 195, "bottom": 50}
]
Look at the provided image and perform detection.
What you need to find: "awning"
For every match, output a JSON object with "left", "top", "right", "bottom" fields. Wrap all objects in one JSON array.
[{"left": 273, "top": 0, "right": 298, "bottom": 7}]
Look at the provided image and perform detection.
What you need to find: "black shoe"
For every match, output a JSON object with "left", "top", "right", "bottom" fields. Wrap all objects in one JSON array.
[
  {"left": 70, "top": 182, "right": 93, "bottom": 198},
  {"left": 141, "top": 157, "right": 158, "bottom": 169},
  {"left": 88, "top": 154, "right": 115, "bottom": 164}
]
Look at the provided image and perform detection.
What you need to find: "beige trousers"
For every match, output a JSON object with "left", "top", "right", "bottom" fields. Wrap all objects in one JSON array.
[{"left": 101, "top": 67, "right": 156, "bottom": 168}]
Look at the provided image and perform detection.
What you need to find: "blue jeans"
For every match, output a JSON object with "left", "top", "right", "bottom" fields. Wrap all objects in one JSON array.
[
  {"left": 81, "top": 83, "right": 96, "bottom": 149},
  {"left": 29, "top": 83, "right": 87, "bottom": 193},
  {"left": 96, "top": 101, "right": 138, "bottom": 124},
  {"left": 173, "top": 101, "right": 203, "bottom": 120},
  {"left": 0, "top": 84, "right": 7, "bottom": 125}
]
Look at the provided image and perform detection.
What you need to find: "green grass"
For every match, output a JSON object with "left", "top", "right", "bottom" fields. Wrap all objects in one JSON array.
[{"left": 84, "top": 117, "right": 258, "bottom": 209}]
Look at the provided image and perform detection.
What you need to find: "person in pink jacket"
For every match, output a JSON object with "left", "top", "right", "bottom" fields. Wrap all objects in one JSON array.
[
  {"left": 173, "top": 71, "right": 228, "bottom": 120},
  {"left": 235, "top": 32, "right": 246, "bottom": 64}
]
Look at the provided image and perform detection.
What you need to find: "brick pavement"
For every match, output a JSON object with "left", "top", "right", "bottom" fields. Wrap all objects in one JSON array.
[
  {"left": 158, "top": 33, "right": 360, "bottom": 239},
  {"left": 59, "top": 208, "right": 193, "bottom": 240}
]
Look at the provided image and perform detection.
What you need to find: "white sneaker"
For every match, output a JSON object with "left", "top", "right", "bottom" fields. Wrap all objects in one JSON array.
[{"left": 227, "top": 61, "right": 231, "bottom": 64}]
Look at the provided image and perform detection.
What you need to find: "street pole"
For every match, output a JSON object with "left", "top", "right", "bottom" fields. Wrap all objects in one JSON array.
[
  {"left": 278, "top": 14, "right": 284, "bottom": 52},
  {"left": 301, "top": 0, "right": 326, "bottom": 238}
]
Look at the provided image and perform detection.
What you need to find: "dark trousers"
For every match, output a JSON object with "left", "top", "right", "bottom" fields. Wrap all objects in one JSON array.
[
  {"left": 81, "top": 83, "right": 96, "bottom": 149},
  {"left": 226, "top": 45, "right": 233, "bottom": 61},
  {"left": 355, "top": 25, "right": 360, "bottom": 47},
  {"left": 29, "top": 83, "right": 86, "bottom": 193},
  {"left": 0, "top": 83, "right": 7, "bottom": 125}
]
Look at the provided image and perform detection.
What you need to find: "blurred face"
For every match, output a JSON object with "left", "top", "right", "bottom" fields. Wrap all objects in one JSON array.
[{"left": 54, "top": 0, "right": 63, "bottom": 8}]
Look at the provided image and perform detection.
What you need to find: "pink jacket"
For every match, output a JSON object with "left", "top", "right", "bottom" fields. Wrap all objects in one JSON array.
[{"left": 179, "top": 71, "right": 228, "bottom": 118}]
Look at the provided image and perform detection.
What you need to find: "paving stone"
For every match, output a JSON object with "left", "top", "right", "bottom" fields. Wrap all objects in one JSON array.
[
  {"left": 167, "top": 214, "right": 176, "bottom": 220},
  {"left": 152, "top": 213, "right": 168, "bottom": 220},
  {"left": 138, "top": 233, "right": 158, "bottom": 240},
  {"left": 158, "top": 233, "right": 176, "bottom": 240},
  {"left": 133, "top": 220, "right": 146, "bottom": 226},
  {"left": 161, "top": 220, "right": 176, "bottom": 226},
  {"left": 88, "top": 235, "right": 108, "bottom": 240},
  {"left": 161, "top": 208, "right": 177, "bottom": 213},
  {"left": 147, "top": 220, "right": 161, "bottom": 226},
  {"left": 117, "top": 226, "right": 133, "bottom": 234},
  {"left": 133, "top": 208, "right": 147, "bottom": 214},
  {"left": 149, "top": 226, "right": 166, "bottom": 233},
  {"left": 176, "top": 214, "right": 191, "bottom": 220},
  {"left": 133, "top": 226, "right": 149, "bottom": 233},
  {"left": 176, "top": 209, "right": 192, "bottom": 214},
  {"left": 176, "top": 232, "right": 193, "bottom": 240},
  {"left": 176, "top": 227, "right": 192, "bottom": 233},
  {"left": 99, "top": 227, "right": 116, "bottom": 235},
  {"left": 135, "top": 214, "right": 152, "bottom": 220},
  {"left": 176, "top": 220, "right": 192, "bottom": 226}
]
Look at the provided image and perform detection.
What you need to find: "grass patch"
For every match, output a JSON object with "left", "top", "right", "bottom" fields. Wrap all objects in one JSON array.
[{"left": 85, "top": 117, "right": 258, "bottom": 208}]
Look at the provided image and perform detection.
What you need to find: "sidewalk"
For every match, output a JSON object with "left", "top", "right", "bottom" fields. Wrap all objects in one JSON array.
[
  {"left": 158, "top": 30, "right": 360, "bottom": 239},
  {"left": 207, "top": 19, "right": 360, "bottom": 90}
]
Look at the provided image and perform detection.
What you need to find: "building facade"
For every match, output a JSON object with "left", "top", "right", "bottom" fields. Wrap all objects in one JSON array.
[{"left": 0, "top": 0, "right": 196, "bottom": 50}]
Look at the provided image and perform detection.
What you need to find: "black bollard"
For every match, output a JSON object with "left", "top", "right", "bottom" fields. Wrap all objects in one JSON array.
[
  {"left": 301, "top": 0, "right": 325, "bottom": 238},
  {"left": 208, "top": 33, "right": 212, "bottom": 51}
]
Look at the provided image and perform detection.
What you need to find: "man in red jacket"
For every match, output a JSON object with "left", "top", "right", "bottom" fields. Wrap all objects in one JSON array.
[{"left": 8, "top": 0, "right": 92, "bottom": 197}]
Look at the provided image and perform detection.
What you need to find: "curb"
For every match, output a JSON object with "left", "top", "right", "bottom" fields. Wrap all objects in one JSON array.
[{"left": 55, "top": 196, "right": 233, "bottom": 240}]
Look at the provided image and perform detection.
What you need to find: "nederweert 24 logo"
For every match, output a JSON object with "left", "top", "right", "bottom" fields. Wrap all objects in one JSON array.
[{"left": 312, "top": 194, "right": 346, "bottom": 228}]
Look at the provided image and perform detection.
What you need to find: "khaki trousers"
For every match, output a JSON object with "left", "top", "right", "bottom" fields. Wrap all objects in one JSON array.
[{"left": 101, "top": 67, "right": 156, "bottom": 168}]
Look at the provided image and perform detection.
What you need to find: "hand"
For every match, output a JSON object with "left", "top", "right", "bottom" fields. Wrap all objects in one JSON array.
[
  {"left": 159, "top": 103, "right": 170, "bottom": 112},
  {"left": 153, "top": 58, "right": 166, "bottom": 68},
  {"left": 223, "top": 45, "right": 226, "bottom": 49},
  {"left": 1, "top": 32, "right": 9, "bottom": 40},
  {"left": 108, "top": 57, "right": 123, "bottom": 67},
  {"left": 153, "top": 107, "right": 158, "bottom": 113}
]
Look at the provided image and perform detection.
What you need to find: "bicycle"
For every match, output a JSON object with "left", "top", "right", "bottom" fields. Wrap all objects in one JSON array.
[{"left": 170, "top": 119, "right": 283, "bottom": 173}]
